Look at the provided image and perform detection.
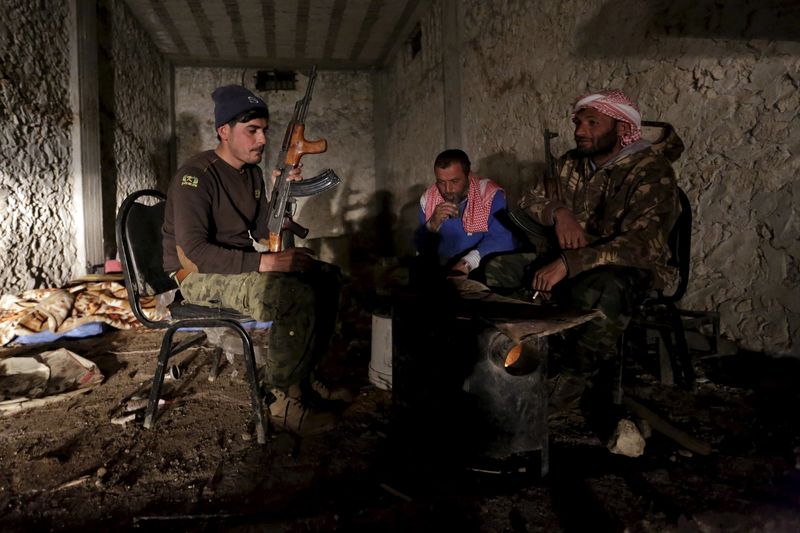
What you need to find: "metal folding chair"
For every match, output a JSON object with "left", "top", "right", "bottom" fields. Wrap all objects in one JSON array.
[
  {"left": 116, "top": 189, "right": 267, "bottom": 443},
  {"left": 616, "top": 187, "right": 720, "bottom": 400}
]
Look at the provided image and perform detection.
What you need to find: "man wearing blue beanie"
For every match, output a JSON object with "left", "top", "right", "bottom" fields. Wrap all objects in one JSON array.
[{"left": 162, "top": 84, "right": 347, "bottom": 435}]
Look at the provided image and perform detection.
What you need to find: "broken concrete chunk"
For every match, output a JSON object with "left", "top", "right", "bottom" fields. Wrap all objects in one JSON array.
[{"left": 607, "top": 419, "right": 646, "bottom": 457}]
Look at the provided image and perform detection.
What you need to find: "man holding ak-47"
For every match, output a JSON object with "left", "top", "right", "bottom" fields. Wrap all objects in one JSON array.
[
  {"left": 486, "top": 90, "right": 681, "bottom": 433},
  {"left": 162, "top": 81, "right": 347, "bottom": 435}
]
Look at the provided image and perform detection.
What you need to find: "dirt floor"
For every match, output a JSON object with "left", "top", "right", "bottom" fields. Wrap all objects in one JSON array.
[{"left": 1, "top": 311, "right": 799, "bottom": 531}]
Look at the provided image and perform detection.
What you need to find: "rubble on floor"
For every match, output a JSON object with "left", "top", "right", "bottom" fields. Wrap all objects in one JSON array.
[{"left": 0, "top": 327, "right": 798, "bottom": 531}]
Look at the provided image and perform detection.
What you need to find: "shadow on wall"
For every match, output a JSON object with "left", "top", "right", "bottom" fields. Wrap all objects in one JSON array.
[
  {"left": 476, "top": 152, "right": 544, "bottom": 211},
  {"left": 176, "top": 112, "right": 204, "bottom": 165},
  {"left": 306, "top": 188, "right": 401, "bottom": 279},
  {"left": 577, "top": 0, "right": 800, "bottom": 57},
  {"left": 397, "top": 184, "right": 428, "bottom": 259},
  {"left": 150, "top": 149, "right": 171, "bottom": 193}
]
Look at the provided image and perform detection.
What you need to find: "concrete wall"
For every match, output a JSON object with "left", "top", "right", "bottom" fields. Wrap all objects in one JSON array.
[
  {"left": 374, "top": 2, "right": 447, "bottom": 257},
  {"left": 173, "top": 68, "right": 375, "bottom": 268},
  {"left": 0, "top": 0, "right": 75, "bottom": 291},
  {"left": 97, "top": 0, "right": 170, "bottom": 258},
  {"left": 0, "top": 0, "right": 169, "bottom": 292},
  {"left": 378, "top": 0, "right": 800, "bottom": 355}
]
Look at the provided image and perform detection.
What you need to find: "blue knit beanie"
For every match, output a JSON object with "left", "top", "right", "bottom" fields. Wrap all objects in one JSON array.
[{"left": 212, "top": 85, "right": 268, "bottom": 128}]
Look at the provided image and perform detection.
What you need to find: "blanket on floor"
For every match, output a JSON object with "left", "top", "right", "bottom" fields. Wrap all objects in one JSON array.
[{"left": 0, "top": 282, "right": 167, "bottom": 346}]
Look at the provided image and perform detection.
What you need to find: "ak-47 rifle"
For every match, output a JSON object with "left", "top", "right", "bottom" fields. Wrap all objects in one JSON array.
[
  {"left": 542, "top": 128, "right": 560, "bottom": 201},
  {"left": 266, "top": 66, "right": 341, "bottom": 252},
  {"left": 506, "top": 128, "right": 563, "bottom": 244}
]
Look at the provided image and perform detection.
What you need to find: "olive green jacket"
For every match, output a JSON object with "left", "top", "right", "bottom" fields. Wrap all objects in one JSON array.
[{"left": 520, "top": 128, "right": 684, "bottom": 288}]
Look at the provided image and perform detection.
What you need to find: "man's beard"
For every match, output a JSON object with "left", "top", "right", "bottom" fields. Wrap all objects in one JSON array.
[
  {"left": 443, "top": 191, "right": 466, "bottom": 204},
  {"left": 575, "top": 128, "right": 618, "bottom": 156}
]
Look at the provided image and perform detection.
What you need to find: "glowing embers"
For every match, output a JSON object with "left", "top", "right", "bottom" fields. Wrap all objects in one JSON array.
[
  {"left": 504, "top": 343, "right": 522, "bottom": 368},
  {"left": 478, "top": 326, "right": 546, "bottom": 377}
]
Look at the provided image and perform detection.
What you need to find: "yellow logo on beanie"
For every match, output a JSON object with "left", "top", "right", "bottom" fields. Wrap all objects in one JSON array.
[{"left": 181, "top": 175, "right": 199, "bottom": 188}]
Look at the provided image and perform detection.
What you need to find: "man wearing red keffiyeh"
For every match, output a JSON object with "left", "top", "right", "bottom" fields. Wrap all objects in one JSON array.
[
  {"left": 414, "top": 149, "right": 515, "bottom": 278},
  {"left": 486, "top": 90, "right": 683, "bottom": 432}
]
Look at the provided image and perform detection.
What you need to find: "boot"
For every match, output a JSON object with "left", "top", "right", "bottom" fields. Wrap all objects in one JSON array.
[
  {"left": 268, "top": 388, "right": 337, "bottom": 435},
  {"left": 310, "top": 379, "right": 354, "bottom": 403}
]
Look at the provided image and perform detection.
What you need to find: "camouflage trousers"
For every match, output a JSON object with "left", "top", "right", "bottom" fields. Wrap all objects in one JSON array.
[
  {"left": 178, "top": 262, "right": 340, "bottom": 390},
  {"left": 484, "top": 221, "right": 651, "bottom": 376}
]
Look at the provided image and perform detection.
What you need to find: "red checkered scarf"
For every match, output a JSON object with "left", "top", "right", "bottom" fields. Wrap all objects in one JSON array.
[
  {"left": 573, "top": 89, "right": 642, "bottom": 147},
  {"left": 423, "top": 174, "right": 502, "bottom": 233}
]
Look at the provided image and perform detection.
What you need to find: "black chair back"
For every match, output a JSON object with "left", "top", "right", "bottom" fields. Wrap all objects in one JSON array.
[
  {"left": 664, "top": 187, "right": 692, "bottom": 303},
  {"left": 116, "top": 189, "right": 176, "bottom": 327}
]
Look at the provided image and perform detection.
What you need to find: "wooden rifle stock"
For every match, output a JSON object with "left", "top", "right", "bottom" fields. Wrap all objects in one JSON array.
[{"left": 284, "top": 124, "right": 327, "bottom": 167}]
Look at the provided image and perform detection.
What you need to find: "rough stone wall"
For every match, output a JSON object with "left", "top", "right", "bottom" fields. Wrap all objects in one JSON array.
[
  {"left": 380, "top": 0, "right": 800, "bottom": 355},
  {"left": 0, "top": 0, "right": 74, "bottom": 292},
  {"left": 173, "top": 68, "right": 375, "bottom": 268},
  {"left": 107, "top": 0, "right": 170, "bottom": 199},
  {"left": 0, "top": 0, "right": 168, "bottom": 290},
  {"left": 98, "top": 0, "right": 170, "bottom": 257},
  {"left": 375, "top": 1, "right": 447, "bottom": 256}
]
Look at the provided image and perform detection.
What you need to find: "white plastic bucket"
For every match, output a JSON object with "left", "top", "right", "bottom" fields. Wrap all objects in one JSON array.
[{"left": 369, "top": 313, "right": 392, "bottom": 390}]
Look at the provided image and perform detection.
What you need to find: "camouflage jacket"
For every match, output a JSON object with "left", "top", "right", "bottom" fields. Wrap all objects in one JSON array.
[{"left": 520, "top": 130, "right": 683, "bottom": 288}]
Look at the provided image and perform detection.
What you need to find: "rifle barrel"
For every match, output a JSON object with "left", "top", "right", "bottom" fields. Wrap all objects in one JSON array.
[{"left": 298, "top": 67, "right": 317, "bottom": 123}]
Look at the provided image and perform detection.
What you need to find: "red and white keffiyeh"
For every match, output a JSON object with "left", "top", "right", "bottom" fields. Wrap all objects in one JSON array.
[
  {"left": 423, "top": 174, "right": 502, "bottom": 233},
  {"left": 573, "top": 89, "right": 642, "bottom": 147}
]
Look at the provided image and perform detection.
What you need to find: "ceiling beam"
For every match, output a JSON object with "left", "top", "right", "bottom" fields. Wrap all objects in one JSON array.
[
  {"left": 223, "top": 0, "right": 249, "bottom": 58},
  {"left": 323, "top": 0, "right": 347, "bottom": 59},
  {"left": 295, "top": 0, "right": 310, "bottom": 57},
  {"left": 350, "top": 0, "right": 384, "bottom": 62},
  {"left": 187, "top": 0, "right": 220, "bottom": 57},
  {"left": 148, "top": 0, "right": 189, "bottom": 55},
  {"left": 260, "top": 0, "right": 277, "bottom": 58}
]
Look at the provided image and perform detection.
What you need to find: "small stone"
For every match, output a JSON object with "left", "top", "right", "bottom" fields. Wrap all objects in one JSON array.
[
  {"left": 241, "top": 432, "right": 252, "bottom": 441},
  {"left": 607, "top": 419, "right": 646, "bottom": 457},
  {"left": 678, "top": 449, "right": 693, "bottom": 458},
  {"left": 96, "top": 467, "right": 107, "bottom": 478}
]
